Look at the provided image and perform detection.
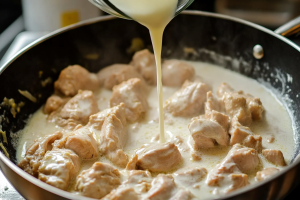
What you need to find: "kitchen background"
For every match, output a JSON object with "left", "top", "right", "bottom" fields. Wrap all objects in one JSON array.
[{"left": 0, "top": 0, "right": 300, "bottom": 199}]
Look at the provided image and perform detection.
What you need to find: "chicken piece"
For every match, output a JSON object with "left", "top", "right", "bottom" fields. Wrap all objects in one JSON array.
[
  {"left": 18, "top": 131, "right": 62, "bottom": 177},
  {"left": 97, "top": 64, "right": 146, "bottom": 90},
  {"left": 209, "top": 110, "right": 229, "bottom": 132},
  {"left": 88, "top": 103, "right": 127, "bottom": 131},
  {"left": 99, "top": 107, "right": 128, "bottom": 167},
  {"left": 103, "top": 187, "right": 139, "bottom": 200},
  {"left": 205, "top": 91, "right": 224, "bottom": 118},
  {"left": 174, "top": 167, "right": 207, "bottom": 187},
  {"left": 262, "top": 149, "right": 286, "bottom": 166},
  {"left": 207, "top": 144, "right": 259, "bottom": 188},
  {"left": 43, "top": 95, "right": 69, "bottom": 114},
  {"left": 126, "top": 154, "right": 138, "bottom": 170},
  {"left": 38, "top": 149, "right": 80, "bottom": 190},
  {"left": 164, "top": 80, "right": 209, "bottom": 117},
  {"left": 245, "top": 95, "right": 264, "bottom": 121},
  {"left": 229, "top": 120, "right": 262, "bottom": 152},
  {"left": 49, "top": 90, "right": 99, "bottom": 130},
  {"left": 162, "top": 60, "right": 195, "bottom": 87},
  {"left": 75, "top": 162, "right": 121, "bottom": 199},
  {"left": 227, "top": 174, "right": 249, "bottom": 193},
  {"left": 124, "top": 170, "right": 152, "bottom": 193},
  {"left": 53, "top": 126, "right": 98, "bottom": 160},
  {"left": 110, "top": 78, "right": 148, "bottom": 122},
  {"left": 217, "top": 82, "right": 234, "bottom": 98},
  {"left": 54, "top": 65, "right": 99, "bottom": 96},
  {"left": 135, "top": 142, "right": 182, "bottom": 172},
  {"left": 256, "top": 168, "right": 279, "bottom": 181},
  {"left": 189, "top": 118, "right": 229, "bottom": 149},
  {"left": 146, "top": 175, "right": 192, "bottom": 200},
  {"left": 130, "top": 49, "right": 157, "bottom": 85},
  {"left": 223, "top": 92, "right": 252, "bottom": 126}
]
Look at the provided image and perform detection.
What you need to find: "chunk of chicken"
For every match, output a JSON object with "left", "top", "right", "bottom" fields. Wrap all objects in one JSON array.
[
  {"left": 262, "top": 149, "right": 286, "bottom": 166},
  {"left": 18, "top": 131, "right": 62, "bottom": 177},
  {"left": 217, "top": 82, "right": 234, "bottom": 98},
  {"left": 207, "top": 144, "right": 259, "bottom": 192},
  {"left": 75, "top": 162, "right": 121, "bottom": 199},
  {"left": 205, "top": 91, "right": 224, "bottom": 118},
  {"left": 43, "top": 95, "right": 69, "bottom": 114},
  {"left": 124, "top": 170, "right": 152, "bottom": 193},
  {"left": 97, "top": 64, "right": 146, "bottom": 90},
  {"left": 53, "top": 126, "right": 98, "bottom": 160},
  {"left": 99, "top": 106, "right": 128, "bottom": 167},
  {"left": 223, "top": 92, "right": 252, "bottom": 126},
  {"left": 88, "top": 103, "right": 127, "bottom": 131},
  {"left": 38, "top": 149, "right": 80, "bottom": 190},
  {"left": 49, "top": 90, "right": 99, "bottom": 130},
  {"left": 164, "top": 80, "right": 209, "bottom": 117},
  {"left": 162, "top": 60, "right": 195, "bottom": 87},
  {"left": 189, "top": 118, "right": 229, "bottom": 149},
  {"left": 130, "top": 49, "right": 157, "bottom": 85},
  {"left": 103, "top": 187, "right": 139, "bottom": 200},
  {"left": 256, "top": 168, "right": 279, "bottom": 181},
  {"left": 135, "top": 142, "right": 182, "bottom": 172},
  {"left": 54, "top": 65, "right": 99, "bottom": 96},
  {"left": 219, "top": 83, "right": 264, "bottom": 125},
  {"left": 110, "top": 78, "right": 148, "bottom": 122},
  {"left": 146, "top": 175, "right": 192, "bottom": 200},
  {"left": 174, "top": 167, "right": 207, "bottom": 188},
  {"left": 229, "top": 120, "right": 262, "bottom": 152}
]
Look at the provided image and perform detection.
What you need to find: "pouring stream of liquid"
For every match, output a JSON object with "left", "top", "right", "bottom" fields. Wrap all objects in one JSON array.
[{"left": 109, "top": 0, "right": 178, "bottom": 143}]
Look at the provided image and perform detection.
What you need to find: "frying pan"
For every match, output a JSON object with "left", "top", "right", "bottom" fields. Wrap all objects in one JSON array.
[{"left": 0, "top": 11, "right": 300, "bottom": 200}]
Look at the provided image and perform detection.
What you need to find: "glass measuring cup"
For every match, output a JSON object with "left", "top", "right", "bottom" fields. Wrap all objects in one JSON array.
[{"left": 88, "top": 0, "right": 194, "bottom": 20}]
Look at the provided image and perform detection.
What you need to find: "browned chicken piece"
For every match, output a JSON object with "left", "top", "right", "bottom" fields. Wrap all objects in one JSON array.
[
  {"left": 135, "top": 142, "right": 182, "bottom": 172},
  {"left": 262, "top": 149, "right": 286, "bottom": 166},
  {"left": 229, "top": 119, "right": 262, "bottom": 152},
  {"left": 209, "top": 110, "right": 229, "bottom": 132},
  {"left": 164, "top": 80, "right": 209, "bottom": 117},
  {"left": 97, "top": 64, "right": 146, "bottom": 90},
  {"left": 126, "top": 154, "right": 138, "bottom": 170},
  {"left": 43, "top": 95, "right": 69, "bottom": 114},
  {"left": 174, "top": 167, "right": 207, "bottom": 187},
  {"left": 103, "top": 187, "right": 139, "bottom": 200},
  {"left": 110, "top": 78, "right": 148, "bottom": 123},
  {"left": 227, "top": 174, "right": 249, "bottom": 193},
  {"left": 49, "top": 90, "right": 99, "bottom": 130},
  {"left": 53, "top": 126, "right": 98, "bottom": 160},
  {"left": 189, "top": 118, "right": 229, "bottom": 149},
  {"left": 217, "top": 82, "right": 234, "bottom": 98},
  {"left": 162, "top": 60, "right": 195, "bottom": 87},
  {"left": 18, "top": 131, "right": 62, "bottom": 177},
  {"left": 223, "top": 91, "right": 253, "bottom": 126},
  {"left": 207, "top": 144, "right": 259, "bottom": 190},
  {"left": 88, "top": 103, "right": 127, "bottom": 131},
  {"left": 99, "top": 108, "right": 128, "bottom": 167},
  {"left": 124, "top": 170, "right": 152, "bottom": 193},
  {"left": 75, "top": 162, "right": 121, "bottom": 199},
  {"left": 146, "top": 175, "right": 192, "bottom": 200},
  {"left": 130, "top": 49, "right": 157, "bottom": 85},
  {"left": 256, "top": 168, "right": 279, "bottom": 181},
  {"left": 245, "top": 95, "right": 264, "bottom": 121},
  {"left": 38, "top": 148, "right": 80, "bottom": 190},
  {"left": 54, "top": 65, "right": 99, "bottom": 96}
]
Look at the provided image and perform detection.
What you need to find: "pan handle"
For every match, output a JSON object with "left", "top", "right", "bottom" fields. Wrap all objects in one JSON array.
[{"left": 274, "top": 16, "right": 300, "bottom": 37}]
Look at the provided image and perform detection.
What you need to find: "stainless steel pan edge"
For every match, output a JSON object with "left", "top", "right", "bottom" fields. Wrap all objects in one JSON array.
[{"left": 0, "top": 10, "right": 300, "bottom": 200}]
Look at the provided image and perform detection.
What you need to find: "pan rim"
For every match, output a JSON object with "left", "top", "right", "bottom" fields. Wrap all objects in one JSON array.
[{"left": 0, "top": 10, "right": 299, "bottom": 199}]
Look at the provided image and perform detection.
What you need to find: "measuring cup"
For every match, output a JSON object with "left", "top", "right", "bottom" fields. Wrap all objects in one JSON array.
[{"left": 88, "top": 0, "right": 194, "bottom": 20}]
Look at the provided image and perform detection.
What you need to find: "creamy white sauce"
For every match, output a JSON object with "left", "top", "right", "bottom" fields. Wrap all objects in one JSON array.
[
  {"left": 16, "top": 61, "right": 294, "bottom": 199},
  {"left": 109, "top": 0, "right": 178, "bottom": 142}
]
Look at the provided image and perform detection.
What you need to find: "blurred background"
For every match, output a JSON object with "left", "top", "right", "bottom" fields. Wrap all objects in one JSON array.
[{"left": 0, "top": 0, "right": 300, "bottom": 199}]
